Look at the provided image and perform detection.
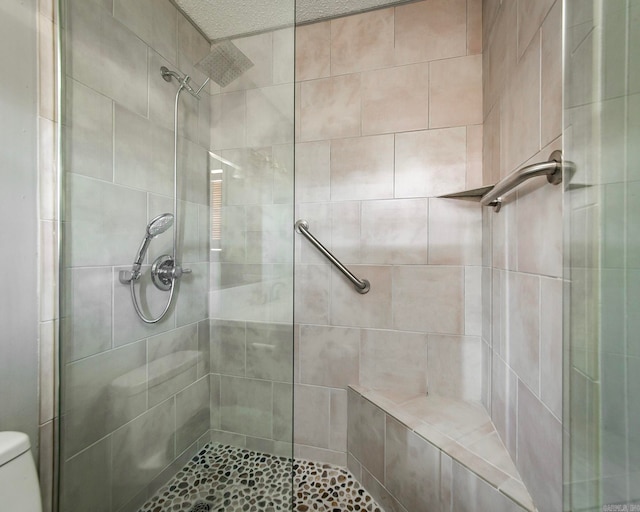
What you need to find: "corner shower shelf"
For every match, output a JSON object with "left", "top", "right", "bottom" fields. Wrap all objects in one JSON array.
[{"left": 440, "top": 150, "right": 564, "bottom": 212}]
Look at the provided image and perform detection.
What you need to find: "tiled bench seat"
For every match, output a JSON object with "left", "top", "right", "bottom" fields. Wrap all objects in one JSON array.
[{"left": 347, "top": 386, "right": 536, "bottom": 512}]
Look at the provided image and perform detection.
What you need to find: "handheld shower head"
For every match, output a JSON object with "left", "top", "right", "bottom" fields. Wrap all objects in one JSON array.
[
  {"left": 147, "top": 213, "right": 174, "bottom": 237},
  {"left": 133, "top": 213, "right": 174, "bottom": 270}
]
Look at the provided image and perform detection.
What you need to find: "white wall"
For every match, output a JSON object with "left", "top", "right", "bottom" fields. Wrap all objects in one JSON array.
[{"left": 0, "top": 0, "right": 40, "bottom": 450}]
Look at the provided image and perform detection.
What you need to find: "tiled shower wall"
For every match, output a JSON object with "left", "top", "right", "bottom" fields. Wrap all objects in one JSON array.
[
  {"left": 57, "top": 1, "right": 212, "bottom": 510},
  {"left": 482, "top": 1, "right": 563, "bottom": 511},
  {"left": 294, "top": 0, "right": 484, "bottom": 465}
]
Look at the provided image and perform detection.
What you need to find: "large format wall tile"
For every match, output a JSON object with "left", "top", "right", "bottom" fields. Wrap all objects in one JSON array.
[
  {"left": 394, "top": 0, "right": 467, "bottom": 65},
  {"left": 331, "top": 8, "right": 394, "bottom": 76},
  {"left": 300, "top": 74, "right": 361, "bottom": 141},
  {"left": 360, "top": 329, "right": 428, "bottom": 397},
  {"left": 66, "top": 0, "right": 149, "bottom": 116},
  {"left": 392, "top": 266, "right": 464, "bottom": 334},
  {"left": 395, "top": 128, "right": 467, "bottom": 198},
  {"left": 385, "top": 416, "right": 440, "bottom": 511},
  {"left": 63, "top": 340, "right": 147, "bottom": 459}
]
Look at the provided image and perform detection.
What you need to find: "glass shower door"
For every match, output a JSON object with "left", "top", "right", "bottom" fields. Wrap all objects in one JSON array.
[
  {"left": 564, "top": 0, "right": 640, "bottom": 509},
  {"left": 57, "top": 0, "right": 295, "bottom": 510}
]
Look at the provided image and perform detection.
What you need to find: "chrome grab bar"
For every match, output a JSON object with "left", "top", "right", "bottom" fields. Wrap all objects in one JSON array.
[
  {"left": 480, "top": 150, "right": 563, "bottom": 212},
  {"left": 295, "top": 219, "right": 370, "bottom": 294}
]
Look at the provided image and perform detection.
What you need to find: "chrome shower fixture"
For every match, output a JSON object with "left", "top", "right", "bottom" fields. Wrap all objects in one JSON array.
[
  {"left": 119, "top": 213, "right": 191, "bottom": 324},
  {"left": 161, "top": 66, "right": 209, "bottom": 99},
  {"left": 131, "top": 213, "right": 174, "bottom": 278},
  {"left": 195, "top": 40, "right": 254, "bottom": 87}
]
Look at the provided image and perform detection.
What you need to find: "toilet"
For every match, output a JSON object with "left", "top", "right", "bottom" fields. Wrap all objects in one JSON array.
[{"left": 0, "top": 432, "right": 43, "bottom": 511}]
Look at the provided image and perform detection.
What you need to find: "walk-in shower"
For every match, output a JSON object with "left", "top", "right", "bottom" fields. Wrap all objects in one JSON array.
[{"left": 58, "top": 0, "right": 295, "bottom": 509}]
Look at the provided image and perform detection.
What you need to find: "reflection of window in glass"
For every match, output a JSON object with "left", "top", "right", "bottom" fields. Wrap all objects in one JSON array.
[{"left": 210, "top": 170, "right": 222, "bottom": 252}]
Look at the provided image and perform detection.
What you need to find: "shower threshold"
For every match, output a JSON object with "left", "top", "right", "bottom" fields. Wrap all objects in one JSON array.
[{"left": 138, "top": 443, "right": 384, "bottom": 512}]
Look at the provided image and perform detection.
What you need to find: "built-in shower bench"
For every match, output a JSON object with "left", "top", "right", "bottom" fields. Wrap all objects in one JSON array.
[{"left": 347, "top": 385, "right": 536, "bottom": 512}]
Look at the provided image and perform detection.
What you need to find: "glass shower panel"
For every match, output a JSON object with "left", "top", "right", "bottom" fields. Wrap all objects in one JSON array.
[
  {"left": 564, "top": 0, "right": 640, "bottom": 509},
  {"left": 57, "top": 0, "right": 295, "bottom": 510}
]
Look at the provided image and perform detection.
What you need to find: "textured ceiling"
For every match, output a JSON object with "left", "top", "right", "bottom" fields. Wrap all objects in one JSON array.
[{"left": 174, "top": 0, "right": 409, "bottom": 40}]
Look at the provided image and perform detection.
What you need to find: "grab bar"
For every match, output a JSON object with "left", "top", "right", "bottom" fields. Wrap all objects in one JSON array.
[
  {"left": 295, "top": 219, "right": 370, "bottom": 294},
  {"left": 480, "top": 150, "right": 563, "bottom": 211}
]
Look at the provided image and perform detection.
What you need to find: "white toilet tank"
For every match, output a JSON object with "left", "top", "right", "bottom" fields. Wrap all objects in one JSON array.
[{"left": 0, "top": 432, "right": 43, "bottom": 512}]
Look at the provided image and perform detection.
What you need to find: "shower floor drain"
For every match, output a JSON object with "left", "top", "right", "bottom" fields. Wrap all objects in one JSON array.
[{"left": 189, "top": 501, "right": 212, "bottom": 512}]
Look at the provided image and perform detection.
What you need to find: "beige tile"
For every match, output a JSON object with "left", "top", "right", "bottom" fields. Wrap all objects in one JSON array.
[
  {"left": 361, "top": 467, "right": 409, "bottom": 512},
  {"left": 427, "top": 335, "right": 482, "bottom": 401},
  {"left": 428, "top": 199, "right": 482, "bottom": 265},
  {"left": 385, "top": 416, "right": 441, "bottom": 511},
  {"left": 361, "top": 63, "right": 429, "bottom": 135},
  {"left": 447, "top": 443, "right": 511, "bottom": 489},
  {"left": 331, "top": 201, "right": 362, "bottom": 264},
  {"left": 60, "top": 436, "right": 111, "bottom": 512},
  {"left": 111, "top": 399, "right": 176, "bottom": 510},
  {"left": 393, "top": 266, "right": 464, "bottom": 334},
  {"left": 541, "top": 1, "right": 563, "bottom": 147},
  {"left": 498, "top": 478, "right": 536, "bottom": 512},
  {"left": 465, "top": 267, "right": 483, "bottom": 337},
  {"left": 395, "top": 128, "right": 467, "bottom": 198},
  {"left": 300, "top": 74, "right": 361, "bottom": 141},
  {"left": 272, "top": 27, "right": 294, "bottom": 85},
  {"left": 347, "top": 388, "right": 386, "bottom": 481},
  {"left": 361, "top": 199, "right": 428, "bottom": 264},
  {"left": 299, "top": 325, "right": 360, "bottom": 388},
  {"left": 468, "top": 0, "right": 483, "bottom": 55},
  {"left": 491, "top": 353, "right": 517, "bottom": 458},
  {"left": 331, "top": 135, "right": 394, "bottom": 201},
  {"left": 467, "top": 125, "right": 483, "bottom": 189},
  {"left": 295, "top": 444, "right": 347, "bottom": 466},
  {"left": 451, "top": 460, "right": 525, "bottom": 512},
  {"left": 430, "top": 55, "right": 483, "bottom": 128},
  {"left": 210, "top": 91, "right": 246, "bottom": 150},
  {"left": 220, "top": 375, "right": 273, "bottom": 438},
  {"left": 484, "top": 0, "right": 517, "bottom": 114},
  {"left": 246, "top": 84, "right": 294, "bottom": 147},
  {"left": 465, "top": 431, "right": 520, "bottom": 480},
  {"left": 517, "top": 381, "right": 563, "bottom": 512},
  {"left": 331, "top": 8, "right": 394, "bottom": 75},
  {"left": 331, "top": 265, "right": 392, "bottom": 329},
  {"left": 295, "top": 140, "right": 330, "bottom": 203},
  {"left": 540, "top": 277, "right": 563, "bottom": 419},
  {"left": 361, "top": 329, "right": 428, "bottom": 396},
  {"left": 403, "top": 395, "right": 491, "bottom": 440},
  {"left": 175, "top": 377, "right": 210, "bottom": 455},
  {"left": 483, "top": 105, "right": 501, "bottom": 186},
  {"left": 506, "top": 272, "right": 540, "bottom": 393},
  {"left": 294, "top": 384, "right": 330, "bottom": 448},
  {"left": 501, "top": 35, "right": 541, "bottom": 173},
  {"left": 295, "top": 21, "right": 331, "bottom": 81},
  {"left": 394, "top": 0, "right": 467, "bottom": 65},
  {"left": 245, "top": 322, "right": 293, "bottom": 382},
  {"left": 517, "top": 0, "right": 556, "bottom": 59},
  {"left": 330, "top": 389, "right": 348, "bottom": 452},
  {"left": 294, "top": 264, "right": 330, "bottom": 325}
]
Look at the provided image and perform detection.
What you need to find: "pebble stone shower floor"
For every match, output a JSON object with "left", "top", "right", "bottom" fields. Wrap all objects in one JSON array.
[{"left": 138, "top": 443, "right": 384, "bottom": 512}]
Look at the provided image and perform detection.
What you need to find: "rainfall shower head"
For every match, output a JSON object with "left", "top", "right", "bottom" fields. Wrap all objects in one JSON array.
[
  {"left": 147, "top": 213, "right": 174, "bottom": 237},
  {"left": 195, "top": 40, "right": 254, "bottom": 87}
]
